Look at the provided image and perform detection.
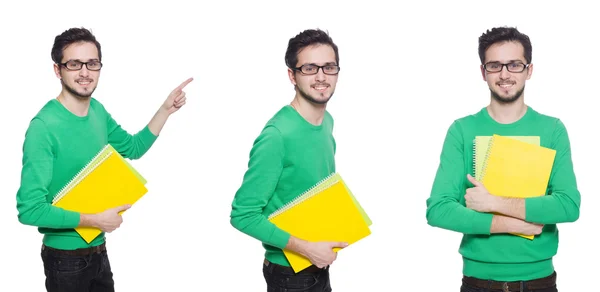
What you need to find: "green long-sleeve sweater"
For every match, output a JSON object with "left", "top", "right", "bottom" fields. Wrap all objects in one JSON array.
[
  {"left": 230, "top": 105, "right": 336, "bottom": 267},
  {"left": 426, "top": 106, "right": 580, "bottom": 281},
  {"left": 16, "top": 98, "right": 157, "bottom": 250}
]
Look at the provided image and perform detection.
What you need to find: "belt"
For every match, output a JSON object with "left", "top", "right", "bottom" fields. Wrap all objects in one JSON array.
[
  {"left": 462, "top": 272, "right": 556, "bottom": 292},
  {"left": 263, "top": 259, "right": 325, "bottom": 273},
  {"left": 42, "top": 242, "right": 106, "bottom": 256}
]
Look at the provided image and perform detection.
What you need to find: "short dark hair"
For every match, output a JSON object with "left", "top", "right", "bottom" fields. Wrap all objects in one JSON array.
[
  {"left": 51, "top": 27, "right": 102, "bottom": 64},
  {"left": 285, "top": 29, "right": 339, "bottom": 69},
  {"left": 478, "top": 26, "right": 532, "bottom": 64}
]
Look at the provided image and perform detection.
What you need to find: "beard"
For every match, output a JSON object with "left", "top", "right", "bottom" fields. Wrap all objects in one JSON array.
[
  {"left": 490, "top": 84, "right": 525, "bottom": 104},
  {"left": 297, "top": 84, "right": 335, "bottom": 105},
  {"left": 62, "top": 79, "right": 96, "bottom": 100}
]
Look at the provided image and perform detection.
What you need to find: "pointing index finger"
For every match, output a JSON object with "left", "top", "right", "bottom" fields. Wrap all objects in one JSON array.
[{"left": 174, "top": 77, "right": 194, "bottom": 92}]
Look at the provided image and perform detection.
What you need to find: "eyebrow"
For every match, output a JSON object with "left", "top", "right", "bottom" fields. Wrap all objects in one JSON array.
[
  {"left": 65, "top": 58, "right": 100, "bottom": 62},
  {"left": 302, "top": 62, "right": 338, "bottom": 66},
  {"left": 486, "top": 59, "right": 526, "bottom": 64}
]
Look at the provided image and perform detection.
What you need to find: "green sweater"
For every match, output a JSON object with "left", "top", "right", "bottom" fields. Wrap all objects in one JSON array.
[
  {"left": 16, "top": 98, "right": 157, "bottom": 250},
  {"left": 426, "top": 106, "right": 580, "bottom": 281},
  {"left": 230, "top": 105, "right": 336, "bottom": 267}
]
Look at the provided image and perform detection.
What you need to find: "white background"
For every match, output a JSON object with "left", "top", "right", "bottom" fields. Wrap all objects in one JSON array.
[{"left": 1, "top": 0, "right": 598, "bottom": 291}]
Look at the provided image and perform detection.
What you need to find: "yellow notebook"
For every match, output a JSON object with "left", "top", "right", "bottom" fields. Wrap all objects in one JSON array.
[
  {"left": 473, "top": 136, "right": 540, "bottom": 181},
  {"left": 52, "top": 144, "right": 148, "bottom": 243},
  {"left": 268, "top": 173, "right": 372, "bottom": 273},
  {"left": 480, "top": 135, "right": 556, "bottom": 239}
]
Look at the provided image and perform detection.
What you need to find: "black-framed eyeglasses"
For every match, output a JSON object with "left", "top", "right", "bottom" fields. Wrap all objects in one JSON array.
[
  {"left": 293, "top": 64, "right": 340, "bottom": 75},
  {"left": 59, "top": 60, "right": 103, "bottom": 71},
  {"left": 483, "top": 62, "right": 530, "bottom": 73}
]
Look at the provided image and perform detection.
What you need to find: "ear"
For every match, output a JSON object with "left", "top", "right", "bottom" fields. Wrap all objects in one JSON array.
[
  {"left": 480, "top": 65, "right": 487, "bottom": 81},
  {"left": 53, "top": 63, "right": 61, "bottom": 79},
  {"left": 526, "top": 63, "right": 533, "bottom": 80},
  {"left": 287, "top": 68, "right": 297, "bottom": 86}
]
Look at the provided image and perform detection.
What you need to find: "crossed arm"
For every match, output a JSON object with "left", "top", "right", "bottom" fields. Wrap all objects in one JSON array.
[{"left": 426, "top": 120, "right": 580, "bottom": 236}]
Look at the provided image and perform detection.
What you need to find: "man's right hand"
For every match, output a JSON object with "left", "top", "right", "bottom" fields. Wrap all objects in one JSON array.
[
  {"left": 286, "top": 236, "right": 348, "bottom": 268},
  {"left": 491, "top": 215, "right": 543, "bottom": 235},
  {"left": 79, "top": 204, "right": 131, "bottom": 233},
  {"left": 303, "top": 241, "right": 349, "bottom": 268}
]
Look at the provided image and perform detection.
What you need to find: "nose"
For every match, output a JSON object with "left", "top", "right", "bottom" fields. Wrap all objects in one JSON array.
[
  {"left": 315, "top": 67, "right": 326, "bottom": 82},
  {"left": 78, "top": 65, "right": 90, "bottom": 77},
  {"left": 499, "top": 65, "right": 511, "bottom": 79}
]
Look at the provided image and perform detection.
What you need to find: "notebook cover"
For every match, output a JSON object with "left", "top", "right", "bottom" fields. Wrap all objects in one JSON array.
[
  {"left": 52, "top": 145, "right": 148, "bottom": 243},
  {"left": 480, "top": 134, "right": 556, "bottom": 240},
  {"left": 268, "top": 174, "right": 371, "bottom": 273},
  {"left": 473, "top": 136, "right": 540, "bottom": 181}
]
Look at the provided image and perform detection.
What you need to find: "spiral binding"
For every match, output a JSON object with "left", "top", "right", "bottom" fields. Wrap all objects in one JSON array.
[
  {"left": 52, "top": 144, "right": 113, "bottom": 204},
  {"left": 472, "top": 138, "right": 477, "bottom": 178},
  {"left": 268, "top": 172, "right": 340, "bottom": 220},
  {"left": 479, "top": 135, "right": 496, "bottom": 181}
]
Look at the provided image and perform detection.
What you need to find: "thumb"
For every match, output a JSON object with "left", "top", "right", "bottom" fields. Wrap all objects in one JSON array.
[
  {"left": 467, "top": 174, "right": 483, "bottom": 187},
  {"left": 114, "top": 204, "right": 132, "bottom": 213},
  {"left": 330, "top": 242, "right": 349, "bottom": 249}
]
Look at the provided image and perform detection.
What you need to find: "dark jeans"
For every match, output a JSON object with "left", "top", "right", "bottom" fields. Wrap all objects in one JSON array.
[
  {"left": 41, "top": 244, "right": 114, "bottom": 292},
  {"left": 263, "top": 260, "right": 331, "bottom": 292}
]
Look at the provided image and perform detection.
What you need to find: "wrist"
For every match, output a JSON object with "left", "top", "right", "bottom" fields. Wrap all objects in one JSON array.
[
  {"left": 157, "top": 107, "right": 170, "bottom": 116},
  {"left": 489, "top": 195, "right": 504, "bottom": 213},
  {"left": 80, "top": 213, "right": 98, "bottom": 228},
  {"left": 287, "top": 236, "right": 309, "bottom": 256}
]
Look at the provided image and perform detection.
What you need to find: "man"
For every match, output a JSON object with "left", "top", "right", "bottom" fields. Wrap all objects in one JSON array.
[
  {"left": 16, "top": 27, "right": 192, "bottom": 292},
  {"left": 426, "top": 26, "right": 580, "bottom": 292},
  {"left": 230, "top": 29, "right": 348, "bottom": 292}
]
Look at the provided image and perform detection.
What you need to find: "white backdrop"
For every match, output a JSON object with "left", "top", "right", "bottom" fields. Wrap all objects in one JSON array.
[{"left": 1, "top": 0, "right": 597, "bottom": 291}]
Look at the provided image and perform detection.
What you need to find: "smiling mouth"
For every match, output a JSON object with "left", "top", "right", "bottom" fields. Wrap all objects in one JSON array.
[
  {"left": 313, "top": 84, "right": 329, "bottom": 92},
  {"left": 76, "top": 80, "right": 93, "bottom": 86},
  {"left": 498, "top": 83, "right": 514, "bottom": 89}
]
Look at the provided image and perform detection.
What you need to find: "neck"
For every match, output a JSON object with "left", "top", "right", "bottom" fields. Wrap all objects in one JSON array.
[
  {"left": 487, "top": 97, "right": 527, "bottom": 124},
  {"left": 57, "top": 89, "right": 91, "bottom": 117},
  {"left": 290, "top": 95, "right": 326, "bottom": 126}
]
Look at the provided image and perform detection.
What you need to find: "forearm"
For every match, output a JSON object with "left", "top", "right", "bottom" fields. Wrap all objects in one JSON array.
[
  {"left": 147, "top": 108, "right": 170, "bottom": 136},
  {"left": 108, "top": 122, "right": 158, "bottom": 160},
  {"left": 79, "top": 213, "right": 98, "bottom": 228},
  {"left": 491, "top": 197, "right": 526, "bottom": 220},
  {"left": 525, "top": 193, "right": 580, "bottom": 224},
  {"left": 490, "top": 215, "right": 525, "bottom": 233},
  {"left": 17, "top": 201, "right": 81, "bottom": 229},
  {"left": 426, "top": 199, "right": 494, "bottom": 234},
  {"left": 230, "top": 214, "right": 291, "bottom": 249},
  {"left": 285, "top": 235, "right": 309, "bottom": 255}
]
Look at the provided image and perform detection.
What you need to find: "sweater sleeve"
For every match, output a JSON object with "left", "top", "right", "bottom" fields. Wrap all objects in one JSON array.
[
  {"left": 426, "top": 121, "right": 494, "bottom": 234},
  {"left": 230, "top": 126, "right": 291, "bottom": 249},
  {"left": 16, "top": 118, "right": 81, "bottom": 228},
  {"left": 106, "top": 111, "right": 157, "bottom": 160},
  {"left": 525, "top": 119, "right": 581, "bottom": 223}
]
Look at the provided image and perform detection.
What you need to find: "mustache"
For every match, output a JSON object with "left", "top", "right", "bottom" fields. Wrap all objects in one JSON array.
[
  {"left": 311, "top": 83, "right": 330, "bottom": 87},
  {"left": 496, "top": 81, "right": 515, "bottom": 85},
  {"left": 76, "top": 78, "right": 94, "bottom": 82}
]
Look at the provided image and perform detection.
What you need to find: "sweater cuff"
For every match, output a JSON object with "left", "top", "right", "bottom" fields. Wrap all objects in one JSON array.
[
  {"left": 62, "top": 210, "right": 82, "bottom": 229},
  {"left": 269, "top": 229, "right": 292, "bottom": 250},
  {"left": 471, "top": 212, "right": 494, "bottom": 234}
]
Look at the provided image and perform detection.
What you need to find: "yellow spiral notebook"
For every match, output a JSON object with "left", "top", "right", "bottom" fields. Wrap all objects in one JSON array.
[
  {"left": 473, "top": 135, "right": 540, "bottom": 181},
  {"left": 52, "top": 144, "right": 148, "bottom": 243},
  {"left": 268, "top": 173, "right": 372, "bottom": 273},
  {"left": 479, "top": 135, "right": 556, "bottom": 239}
]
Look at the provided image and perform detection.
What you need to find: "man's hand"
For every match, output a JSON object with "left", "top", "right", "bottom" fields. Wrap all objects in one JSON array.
[
  {"left": 80, "top": 204, "right": 131, "bottom": 233},
  {"left": 286, "top": 237, "right": 348, "bottom": 268},
  {"left": 465, "top": 174, "right": 498, "bottom": 213},
  {"left": 161, "top": 77, "right": 193, "bottom": 115},
  {"left": 303, "top": 241, "right": 348, "bottom": 268},
  {"left": 491, "top": 215, "right": 544, "bottom": 235}
]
